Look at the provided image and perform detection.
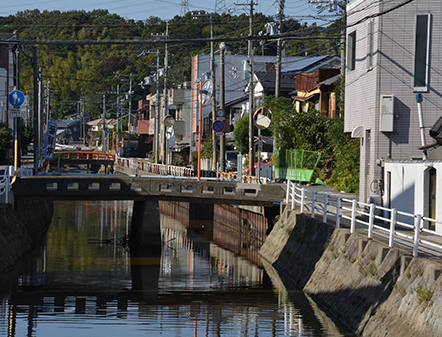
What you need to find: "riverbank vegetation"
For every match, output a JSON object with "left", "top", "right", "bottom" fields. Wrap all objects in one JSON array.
[{"left": 264, "top": 75, "right": 359, "bottom": 194}]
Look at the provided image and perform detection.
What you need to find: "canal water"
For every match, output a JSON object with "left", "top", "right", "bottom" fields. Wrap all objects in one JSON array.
[{"left": 0, "top": 200, "right": 355, "bottom": 336}]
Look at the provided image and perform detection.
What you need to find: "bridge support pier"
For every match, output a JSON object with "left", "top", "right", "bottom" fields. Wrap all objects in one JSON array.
[{"left": 129, "top": 199, "right": 161, "bottom": 253}]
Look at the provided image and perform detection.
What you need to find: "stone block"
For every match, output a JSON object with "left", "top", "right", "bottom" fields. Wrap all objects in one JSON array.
[
  {"left": 358, "top": 239, "right": 368, "bottom": 257},
  {"left": 400, "top": 255, "right": 413, "bottom": 278}
]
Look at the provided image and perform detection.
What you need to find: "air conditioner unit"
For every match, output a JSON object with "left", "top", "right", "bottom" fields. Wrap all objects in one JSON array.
[{"left": 380, "top": 94, "right": 394, "bottom": 132}]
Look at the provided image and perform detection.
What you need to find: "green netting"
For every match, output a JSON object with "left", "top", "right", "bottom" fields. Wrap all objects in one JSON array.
[{"left": 274, "top": 149, "right": 321, "bottom": 182}]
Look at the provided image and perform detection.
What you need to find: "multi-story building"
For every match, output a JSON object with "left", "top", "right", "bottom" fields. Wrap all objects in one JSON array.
[
  {"left": 0, "top": 33, "right": 15, "bottom": 127},
  {"left": 345, "top": 0, "right": 442, "bottom": 211},
  {"left": 191, "top": 54, "right": 304, "bottom": 159}
]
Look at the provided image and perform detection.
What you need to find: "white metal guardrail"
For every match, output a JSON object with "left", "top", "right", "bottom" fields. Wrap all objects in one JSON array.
[
  {"left": 0, "top": 166, "right": 34, "bottom": 204},
  {"left": 115, "top": 156, "right": 271, "bottom": 182},
  {"left": 116, "top": 157, "right": 199, "bottom": 177},
  {"left": 0, "top": 166, "right": 13, "bottom": 204},
  {"left": 286, "top": 180, "right": 442, "bottom": 257}
]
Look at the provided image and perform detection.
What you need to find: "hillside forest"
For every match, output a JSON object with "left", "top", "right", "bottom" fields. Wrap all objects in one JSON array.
[{"left": 0, "top": 9, "right": 340, "bottom": 120}]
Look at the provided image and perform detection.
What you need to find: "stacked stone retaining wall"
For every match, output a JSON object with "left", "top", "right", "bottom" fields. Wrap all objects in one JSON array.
[{"left": 259, "top": 205, "right": 442, "bottom": 336}]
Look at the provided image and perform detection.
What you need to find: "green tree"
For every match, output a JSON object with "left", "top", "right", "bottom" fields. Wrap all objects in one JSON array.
[
  {"left": 233, "top": 114, "right": 249, "bottom": 155},
  {"left": 21, "top": 123, "right": 34, "bottom": 152},
  {"left": 266, "top": 96, "right": 331, "bottom": 152},
  {"left": 325, "top": 75, "right": 360, "bottom": 193}
]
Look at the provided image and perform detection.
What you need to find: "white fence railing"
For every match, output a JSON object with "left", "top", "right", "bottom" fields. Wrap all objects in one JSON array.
[
  {"left": 115, "top": 156, "right": 271, "bottom": 183},
  {"left": 286, "top": 180, "right": 442, "bottom": 257},
  {"left": 0, "top": 166, "right": 35, "bottom": 204},
  {"left": 0, "top": 166, "right": 13, "bottom": 204}
]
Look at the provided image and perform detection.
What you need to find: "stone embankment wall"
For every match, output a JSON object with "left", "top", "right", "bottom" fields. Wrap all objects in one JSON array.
[
  {"left": 259, "top": 205, "right": 442, "bottom": 337},
  {"left": 0, "top": 200, "right": 53, "bottom": 274}
]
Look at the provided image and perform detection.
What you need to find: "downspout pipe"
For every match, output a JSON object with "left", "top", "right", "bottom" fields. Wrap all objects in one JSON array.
[{"left": 416, "top": 94, "right": 427, "bottom": 160}]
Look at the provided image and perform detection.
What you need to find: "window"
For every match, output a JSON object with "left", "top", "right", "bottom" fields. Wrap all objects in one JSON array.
[
  {"left": 348, "top": 31, "right": 356, "bottom": 71},
  {"left": 413, "top": 14, "right": 431, "bottom": 91},
  {"left": 367, "top": 20, "right": 374, "bottom": 70}
]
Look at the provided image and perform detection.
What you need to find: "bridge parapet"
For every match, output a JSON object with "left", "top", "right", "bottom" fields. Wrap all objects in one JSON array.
[{"left": 12, "top": 176, "right": 285, "bottom": 206}]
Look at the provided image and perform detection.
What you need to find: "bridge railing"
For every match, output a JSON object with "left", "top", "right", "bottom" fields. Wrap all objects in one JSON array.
[
  {"left": 116, "top": 156, "right": 219, "bottom": 178},
  {"left": 286, "top": 180, "right": 442, "bottom": 257},
  {"left": 53, "top": 151, "right": 116, "bottom": 161},
  {"left": 116, "top": 156, "right": 272, "bottom": 183}
]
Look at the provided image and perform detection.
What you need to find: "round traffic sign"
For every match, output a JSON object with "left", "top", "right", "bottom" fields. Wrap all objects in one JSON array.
[
  {"left": 8, "top": 90, "right": 25, "bottom": 107},
  {"left": 212, "top": 120, "right": 225, "bottom": 133},
  {"left": 216, "top": 109, "right": 225, "bottom": 118}
]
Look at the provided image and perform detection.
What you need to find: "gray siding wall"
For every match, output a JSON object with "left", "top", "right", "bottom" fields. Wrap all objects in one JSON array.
[
  {"left": 345, "top": 0, "right": 442, "bottom": 202},
  {"left": 345, "top": 0, "right": 381, "bottom": 201}
]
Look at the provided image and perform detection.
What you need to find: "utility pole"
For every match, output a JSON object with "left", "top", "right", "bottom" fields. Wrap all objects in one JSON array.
[
  {"left": 163, "top": 22, "right": 169, "bottom": 164},
  {"left": 128, "top": 73, "right": 133, "bottom": 156},
  {"left": 231, "top": 1, "right": 256, "bottom": 174},
  {"left": 38, "top": 68, "right": 44, "bottom": 158},
  {"left": 114, "top": 72, "right": 134, "bottom": 156},
  {"left": 137, "top": 50, "right": 162, "bottom": 163},
  {"left": 116, "top": 85, "right": 120, "bottom": 152},
  {"left": 275, "top": 0, "right": 285, "bottom": 98},
  {"left": 210, "top": 15, "right": 217, "bottom": 172},
  {"left": 248, "top": 1, "right": 256, "bottom": 176},
  {"left": 193, "top": 12, "right": 217, "bottom": 171},
  {"left": 12, "top": 31, "right": 21, "bottom": 168},
  {"left": 309, "top": 0, "right": 345, "bottom": 74},
  {"left": 155, "top": 51, "right": 161, "bottom": 164},
  {"left": 102, "top": 94, "right": 106, "bottom": 152},
  {"left": 32, "top": 47, "right": 39, "bottom": 173},
  {"left": 340, "top": 1, "right": 347, "bottom": 75},
  {"left": 81, "top": 98, "right": 85, "bottom": 146},
  {"left": 45, "top": 81, "right": 50, "bottom": 126},
  {"left": 219, "top": 44, "right": 226, "bottom": 172}
]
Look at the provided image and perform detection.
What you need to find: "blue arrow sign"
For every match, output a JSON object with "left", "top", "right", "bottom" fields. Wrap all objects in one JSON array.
[{"left": 8, "top": 90, "right": 25, "bottom": 107}]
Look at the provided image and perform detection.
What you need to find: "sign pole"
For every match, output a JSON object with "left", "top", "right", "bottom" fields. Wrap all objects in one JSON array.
[
  {"left": 197, "top": 81, "right": 202, "bottom": 181},
  {"left": 9, "top": 89, "right": 25, "bottom": 180}
]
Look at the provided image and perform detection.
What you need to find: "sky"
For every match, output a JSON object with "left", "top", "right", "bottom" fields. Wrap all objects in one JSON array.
[{"left": 0, "top": 0, "right": 340, "bottom": 26}]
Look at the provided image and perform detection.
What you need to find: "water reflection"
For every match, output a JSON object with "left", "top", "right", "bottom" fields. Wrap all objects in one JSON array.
[{"left": 0, "top": 200, "right": 354, "bottom": 336}]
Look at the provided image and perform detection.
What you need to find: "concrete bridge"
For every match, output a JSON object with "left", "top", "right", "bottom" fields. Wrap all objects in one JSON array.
[{"left": 12, "top": 175, "right": 285, "bottom": 252}]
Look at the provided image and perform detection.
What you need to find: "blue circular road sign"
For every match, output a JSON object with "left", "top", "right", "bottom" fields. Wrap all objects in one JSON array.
[
  {"left": 212, "top": 120, "right": 225, "bottom": 133},
  {"left": 8, "top": 90, "right": 25, "bottom": 107}
]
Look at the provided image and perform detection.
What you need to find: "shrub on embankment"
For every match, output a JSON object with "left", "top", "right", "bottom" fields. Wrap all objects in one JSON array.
[
  {"left": 259, "top": 206, "right": 442, "bottom": 337},
  {"left": 0, "top": 200, "right": 53, "bottom": 274}
]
